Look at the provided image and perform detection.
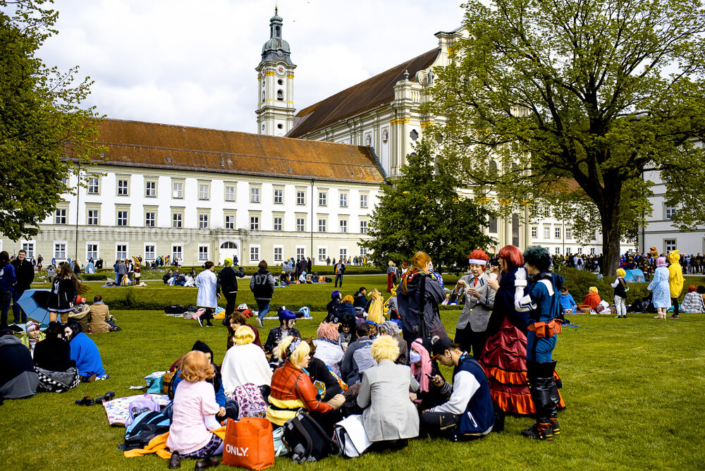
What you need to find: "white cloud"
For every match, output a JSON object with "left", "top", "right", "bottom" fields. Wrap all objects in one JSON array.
[{"left": 39, "top": 0, "right": 465, "bottom": 133}]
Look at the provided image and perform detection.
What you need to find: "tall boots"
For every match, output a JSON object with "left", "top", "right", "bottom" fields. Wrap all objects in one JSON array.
[{"left": 522, "top": 360, "right": 560, "bottom": 441}]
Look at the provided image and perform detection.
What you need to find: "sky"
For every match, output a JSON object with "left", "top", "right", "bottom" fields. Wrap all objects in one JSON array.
[{"left": 37, "top": 0, "right": 466, "bottom": 134}]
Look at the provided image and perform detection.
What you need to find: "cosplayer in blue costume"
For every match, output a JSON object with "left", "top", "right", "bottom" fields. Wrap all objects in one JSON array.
[{"left": 514, "top": 246, "right": 564, "bottom": 441}]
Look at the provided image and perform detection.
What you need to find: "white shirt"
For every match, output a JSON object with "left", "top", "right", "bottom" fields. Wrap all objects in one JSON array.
[
  {"left": 221, "top": 343, "right": 272, "bottom": 395},
  {"left": 429, "top": 370, "right": 480, "bottom": 415}
]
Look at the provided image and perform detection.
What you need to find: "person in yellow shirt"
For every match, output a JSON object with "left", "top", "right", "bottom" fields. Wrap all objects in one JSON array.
[{"left": 668, "top": 251, "right": 685, "bottom": 319}]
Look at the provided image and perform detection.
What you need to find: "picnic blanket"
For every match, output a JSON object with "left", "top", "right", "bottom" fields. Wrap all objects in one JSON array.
[
  {"left": 124, "top": 427, "right": 227, "bottom": 459},
  {"left": 103, "top": 393, "right": 171, "bottom": 426}
]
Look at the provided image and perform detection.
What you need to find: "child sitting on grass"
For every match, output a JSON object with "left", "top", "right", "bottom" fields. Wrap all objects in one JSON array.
[
  {"left": 167, "top": 351, "right": 225, "bottom": 463},
  {"left": 558, "top": 287, "right": 577, "bottom": 314}
]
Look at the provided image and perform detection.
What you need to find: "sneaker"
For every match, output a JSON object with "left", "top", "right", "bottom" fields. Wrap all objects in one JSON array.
[
  {"left": 197, "top": 316, "right": 203, "bottom": 327},
  {"left": 670, "top": 314, "right": 680, "bottom": 319},
  {"left": 521, "top": 423, "right": 554, "bottom": 441},
  {"left": 257, "top": 317, "right": 263, "bottom": 328}
]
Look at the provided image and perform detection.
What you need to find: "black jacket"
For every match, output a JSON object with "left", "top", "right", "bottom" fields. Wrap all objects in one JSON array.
[
  {"left": 217, "top": 266, "right": 245, "bottom": 294},
  {"left": 11, "top": 259, "right": 34, "bottom": 290},
  {"left": 34, "top": 337, "right": 76, "bottom": 372},
  {"left": 307, "top": 356, "right": 342, "bottom": 401},
  {"left": 264, "top": 327, "right": 301, "bottom": 353},
  {"left": 250, "top": 269, "right": 275, "bottom": 301},
  {"left": 48, "top": 276, "right": 78, "bottom": 311}
]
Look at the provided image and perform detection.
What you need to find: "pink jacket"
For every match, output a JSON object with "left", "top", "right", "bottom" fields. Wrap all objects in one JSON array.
[{"left": 167, "top": 380, "right": 220, "bottom": 454}]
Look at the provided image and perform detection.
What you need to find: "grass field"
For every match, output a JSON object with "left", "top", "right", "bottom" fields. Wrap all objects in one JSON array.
[{"left": 3, "top": 275, "right": 705, "bottom": 470}]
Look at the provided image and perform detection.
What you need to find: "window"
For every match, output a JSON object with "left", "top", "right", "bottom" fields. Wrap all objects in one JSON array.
[
  {"left": 566, "top": 228, "right": 572, "bottom": 239},
  {"left": 544, "top": 207, "right": 550, "bottom": 218},
  {"left": 340, "top": 193, "right": 348, "bottom": 208},
  {"left": 250, "top": 217, "right": 259, "bottom": 230},
  {"left": 296, "top": 248, "right": 305, "bottom": 261},
  {"left": 318, "top": 219, "right": 327, "bottom": 232},
  {"left": 277, "top": 90, "right": 284, "bottom": 101},
  {"left": 339, "top": 248, "right": 348, "bottom": 261},
  {"left": 665, "top": 205, "right": 676, "bottom": 219},
  {"left": 274, "top": 189, "right": 283, "bottom": 204},
  {"left": 360, "top": 194, "right": 368, "bottom": 208},
  {"left": 117, "top": 211, "right": 128, "bottom": 227},
  {"left": 172, "top": 245, "right": 182, "bottom": 261},
  {"left": 172, "top": 213, "right": 183, "bottom": 228},
  {"left": 86, "top": 244, "right": 98, "bottom": 260},
  {"left": 198, "top": 246, "right": 209, "bottom": 261},
  {"left": 489, "top": 217, "right": 497, "bottom": 233},
  {"left": 250, "top": 246, "right": 260, "bottom": 262},
  {"left": 145, "top": 181, "right": 157, "bottom": 198},
  {"left": 116, "top": 244, "right": 127, "bottom": 260},
  {"left": 145, "top": 212, "right": 156, "bottom": 227},
  {"left": 274, "top": 247, "right": 283, "bottom": 262},
  {"left": 199, "top": 214, "right": 209, "bottom": 229},
  {"left": 340, "top": 220, "right": 348, "bottom": 233},
  {"left": 566, "top": 247, "right": 572, "bottom": 254},
  {"left": 250, "top": 187, "right": 260, "bottom": 203},
  {"left": 577, "top": 247, "right": 583, "bottom": 254},
  {"left": 555, "top": 228, "right": 561, "bottom": 239},
  {"left": 531, "top": 227, "right": 537, "bottom": 238},
  {"left": 296, "top": 218, "right": 305, "bottom": 232},
  {"left": 173, "top": 182, "right": 183, "bottom": 199},
  {"left": 590, "top": 248, "right": 596, "bottom": 255},
  {"left": 145, "top": 245, "right": 155, "bottom": 260},
  {"left": 55, "top": 209, "right": 67, "bottom": 225},
  {"left": 360, "top": 221, "right": 368, "bottom": 234},
  {"left": 225, "top": 215, "right": 235, "bottom": 230},
  {"left": 21, "top": 243, "right": 35, "bottom": 258},
  {"left": 273, "top": 217, "right": 282, "bottom": 231},
  {"left": 318, "top": 192, "right": 327, "bottom": 206},
  {"left": 555, "top": 247, "right": 560, "bottom": 255},
  {"left": 117, "top": 179, "right": 129, "bottom": 196},
  {"left": 318, "top": 247, "right": 327, "bottom": 262},
  {"left": 360, "top": 247, "right": 368, "bottom": 257},
  {"left": 88, "top": 177, "right": 99, "bottom": 194},
  {"left": 225, "top": 185, "right": 236, "bottom": 202},
  {"left": 87, "top": 210, "right": 99, "bottom": 226},
  {"left": 297, "top": 191, "right": 305, "bottom": 205},
  {"left": 54, "top": 243, "right": 66, "bottom": 259},
  {"left": 544, "top": 227, "right": 550, "bottom": 239},
  {"left": 665, "top": 239, "right": 677, "bottom": 252},
  {"left": 199, "top": 184, "right": 210, "bottom": 201}
]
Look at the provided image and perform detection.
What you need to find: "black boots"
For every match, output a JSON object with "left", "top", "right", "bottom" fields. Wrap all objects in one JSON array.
[
  {"left": 522, "top": 360, "right": 560, "bottom": 441},
  {"left": 168, "top": 451, "right": 181, "bottom": 469}
]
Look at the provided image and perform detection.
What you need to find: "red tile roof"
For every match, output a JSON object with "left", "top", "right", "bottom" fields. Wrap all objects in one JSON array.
[
  {"left": 86, "top": 119, "right": 385, "bottom": 183},
  {"left": 287, "top": 48, "right": 440, "bottom": 138}
]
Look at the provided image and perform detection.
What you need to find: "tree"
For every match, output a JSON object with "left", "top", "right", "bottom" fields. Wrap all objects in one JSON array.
[
  {"left": 360, "top": 141, "right": 496, "bottom": 269},
  {"left": 424, "top": 0, "right": 705, "bottom": 275},
  {"left": 0, "top": 0, "right": 102, "bottom": 241}
]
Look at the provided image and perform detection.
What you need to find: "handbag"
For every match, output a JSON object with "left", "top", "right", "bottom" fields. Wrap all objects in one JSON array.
[
  {"left": 222, "top": 417, "right": 275, "bottom": 470},
  {"left": 332, "top": 414, "right": 372, "bottom": 458}
]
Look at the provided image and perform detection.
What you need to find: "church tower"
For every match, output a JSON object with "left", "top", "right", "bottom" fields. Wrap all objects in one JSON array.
[{"left": 256, "top": 8, "right": 296, "bottom": 136}]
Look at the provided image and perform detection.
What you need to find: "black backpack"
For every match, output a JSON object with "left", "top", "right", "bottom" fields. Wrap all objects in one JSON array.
[
  {"left": 164, "top": 305, "right": 186, "bottom": 314},
  {"left": 283, "top": 412, "right": 340, "bottom": 463},
  {"left": 118, "top": 411, "right": 171, "bottom": 451}
]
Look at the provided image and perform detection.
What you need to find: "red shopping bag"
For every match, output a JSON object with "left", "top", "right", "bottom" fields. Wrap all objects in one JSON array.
[{"left": 222, "top": 417, "right": 275, "bottom": 470}]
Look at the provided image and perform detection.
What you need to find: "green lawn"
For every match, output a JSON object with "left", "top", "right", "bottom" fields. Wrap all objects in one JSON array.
[{"left": 2, "top": 276, "right": 705, "bottom": 470}]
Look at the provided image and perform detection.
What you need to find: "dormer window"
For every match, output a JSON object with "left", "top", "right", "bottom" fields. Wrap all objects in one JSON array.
[{"left": 276, "top": 26, "right": 281, "bottom": 37}]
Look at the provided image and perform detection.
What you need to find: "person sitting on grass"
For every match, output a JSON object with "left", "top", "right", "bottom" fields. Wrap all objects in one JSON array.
[
  {"left": 20, "top": 321, "right": 45, "bottom": 357},
  {"left": 338, "top": 314, "right": 357, "bottom": 350},
  {"left": 358, "top": 335, "right": 419, "bottom": 452},
  {"left": 63, "top": 321, "right": 108, "bottom": 382},
  {"left": 313, "top": 322, "right": 345, "bottom": 376},
  {"left": 366, "top": 320, "right": 378, "bottom": 339},
  {"left": 378, "top": 321, "right": 408, "bottom": 365},
  {"left": 582, "top": 287, "right": 601, "bottom": 310},
  {"left": 419, "top": 337, "right": 494, "bottom": 440},
  {"left": 410, "top": 339, "right": 451, "bottom": 410},
  {"left": 167, "top": 351, "right": 225, "bottom": 468},
  {"left": 279, "top": 271, "right": 290, "bottom": 287},
  {"left": 340, "top": 295, "right": 357, "bottom": 317},
  {"left": 226, "top": 311, "right": 262, "bottom": 350},
  {"left": 340, "top": 323, "right": 376, "bottom": 386},
  {"left": 221, "top": 326, "right": 272, "bottom": 396},
  {"left": 325, "top": 290, "right": 342, "bottom": 323},
  {"left": 681, "top": 285, "right": 705, "bottom": 313},
  {"left": 353, "top": 287, "right": 369, "bottom": 310},
  {"left": 33, "top": 322, "right": 79, "bottom": 393},
  {"left": 303, "top": 338, "right": 345, "bottom": 401},
  {"left": 264, "top": 309, "right": 301, "bottom": 356},
  {"left": 173, "top": 341, "right": 226, "bottom": 409},
  {"left": 162, "top": 269, "right": 172, "bottom": 285},
  {"left": 266, "top": 336, "right": 345, "bottom": 432},
  {"left": 88, "top": 295, "right": 120, "bottom": 333},
  {"left": 559, "top": 287, "right": 577, "bottom": 314},
  {"left": 0, "top": 326, "right": 38, "bottom": 401}
]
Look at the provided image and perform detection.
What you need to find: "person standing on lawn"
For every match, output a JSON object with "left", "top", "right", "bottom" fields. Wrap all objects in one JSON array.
[
  {"left": 648, "top": 257, "right": 671, "bottom": 320},
  {"left": 48, "top": 263, "right": 88, "bottom": 324},
  {"left": 668, "top": 251, "right": 684, "bottom": 319},
  {"left": 0, "top": 251, "right": 18, "bottom": 328},
  {"left": 334, "top": 259, "right": 346, "bottom": 288},
  {"left": 11, "top": 249, "right": 34, "bottom": 324},
  {"left": 514, "top": 246, "right": 564, "bottom": 441},
  {"left": 250, "top": 260, "right": 276, "bottom": 328},
  {"left": 195, "top": 262, "right": 219, "bottom": 327},
  {"left": 217, "top": 258, "right": 245, "bottom": 318},
  {"left": 612, "top": 269, "right": 628, "bottom": 318}
]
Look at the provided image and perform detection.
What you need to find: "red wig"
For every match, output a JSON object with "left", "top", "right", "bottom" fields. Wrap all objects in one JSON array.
[
  {"left": 498, "top": 245, "right": 524, "bottom": 270},
  {"left": 468, "top": 249, "right": 489, "bottom": 270},
  {"left": 688, "top": 285, "right": 696, "bottom": 293}
]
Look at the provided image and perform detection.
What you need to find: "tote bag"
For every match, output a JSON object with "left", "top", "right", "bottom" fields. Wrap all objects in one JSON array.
[{"left": 222, "top": 417, "right": 275, "bottom": 470}]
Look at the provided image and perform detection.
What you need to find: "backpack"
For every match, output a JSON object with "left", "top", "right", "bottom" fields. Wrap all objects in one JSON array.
[
  {"left": 332, "top": 414, "right": 371, "bottom": 458},
  {"left": 233, "top": 383, "right": 267, "bottom": 420},
  {"left": 283, "top": 412, "right": 341, "bottom": 463},
  {"left": 164, "top": 305, "right": 186, "bottom": 314},
  {"left": 120, "top": 411, "right": 171, "bottom": 451}
]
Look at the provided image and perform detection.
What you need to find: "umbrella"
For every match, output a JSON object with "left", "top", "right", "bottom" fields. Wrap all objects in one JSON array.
[{"left": 17, "top": 289, "right": 52, "bottom": 324}]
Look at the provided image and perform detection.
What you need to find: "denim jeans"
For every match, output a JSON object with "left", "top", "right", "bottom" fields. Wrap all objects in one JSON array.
[{"left": 257, "top": 300, "right": 270, "bottom": 321}]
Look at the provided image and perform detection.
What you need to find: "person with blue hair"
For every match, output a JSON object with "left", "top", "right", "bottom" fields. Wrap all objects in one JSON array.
[
  {"left": 325, "top": 290, "right": 342, "bottom": 323},
  {"left": 264, "top": 309, "right": 300, "bottom": 355}
]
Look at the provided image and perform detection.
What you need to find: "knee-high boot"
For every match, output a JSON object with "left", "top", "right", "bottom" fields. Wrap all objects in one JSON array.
[{"left": 523, "top": 360, "right": 557, "bottom": 441}]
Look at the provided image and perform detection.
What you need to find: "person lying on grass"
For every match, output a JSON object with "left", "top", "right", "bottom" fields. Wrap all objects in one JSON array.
[{"left": 167, "top": 351, "right": 225, "bottom": 463}]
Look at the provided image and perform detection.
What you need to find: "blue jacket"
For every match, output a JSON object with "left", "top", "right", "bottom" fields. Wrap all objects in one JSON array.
[
  {"left": 455, "top": 356, "right": 494, "bottom": 437},
  {"left": 559, "top": 293, "right": 577, "bottom": 311},
  {"left": 69, "top": 332, "right": 105, "bottom": 378},
  {"left": 0, "top": 262, "right": 17, "bottom": 294},
  {"left": 519, "top": 273, "right": 565, "bottom": 324}
]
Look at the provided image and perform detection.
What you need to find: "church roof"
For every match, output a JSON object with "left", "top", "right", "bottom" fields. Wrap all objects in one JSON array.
[
  {"left": 85, "top": 119, "right": 385, "bottom": 184},
  {"left": 287, "top": 48, "right": 440, "bottom": 139}
]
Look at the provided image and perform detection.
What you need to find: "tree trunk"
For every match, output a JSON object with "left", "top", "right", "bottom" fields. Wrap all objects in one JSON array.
[{"left": 600, "top": 202, "right": 622, "bottom": 276}]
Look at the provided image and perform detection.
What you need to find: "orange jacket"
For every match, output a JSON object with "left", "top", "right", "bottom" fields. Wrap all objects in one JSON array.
[{"left": 583, "top": 292, "right": 601, "bottom": 309}]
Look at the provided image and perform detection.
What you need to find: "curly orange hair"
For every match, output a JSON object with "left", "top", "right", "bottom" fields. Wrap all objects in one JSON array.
[{"left": 178, "top": 351, "right": 215, "bottom": 383}]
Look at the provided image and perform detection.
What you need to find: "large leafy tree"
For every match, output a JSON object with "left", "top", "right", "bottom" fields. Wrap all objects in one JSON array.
[
  {"left": 0, "top": 0, "right": 102, "bottom": 241},
  {"left": 424, "top": 0, "right": 705, "bottom": 274},
  {"left": 360, "top": 141, "right": 496, "bottom": 269}
]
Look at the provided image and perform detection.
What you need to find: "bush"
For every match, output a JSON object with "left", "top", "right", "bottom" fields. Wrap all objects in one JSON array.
[
  {"left": 557, "top": 267, "right": 651, "bottom": 304},
  {"left": 82, "top": 273, "right": 107, "bottom": 281}
]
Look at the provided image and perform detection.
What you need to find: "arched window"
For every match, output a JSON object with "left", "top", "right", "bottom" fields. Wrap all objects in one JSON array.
[
  {"left": 262, "top": 91, "right": 265, "bottom": 101},
  {"left": 277, "top": 90, "right": 284, "bottom": 101},
  {"left": 275, "top": 26, "right": 281, "bottom": 37},
  {"left": 220, "top": 242, "right": 238, "bottom": 249},
  {"left": 489, "top": 160, "right": 498, "bottom": 177}
]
